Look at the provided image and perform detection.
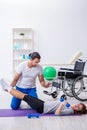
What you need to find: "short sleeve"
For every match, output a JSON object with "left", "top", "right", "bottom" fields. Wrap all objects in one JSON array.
[
  {"left": 38, "top": 65, "right": 43, "bottom": 75},
  {"left": 15, "top": 62, "right": 24, "bottom": 74},
  {"left": 60, "top": 108, "right": 74, "bottom": 115}
]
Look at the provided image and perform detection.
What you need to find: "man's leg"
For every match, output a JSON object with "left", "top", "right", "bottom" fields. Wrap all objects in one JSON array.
[
  {"left": 28, "top": 88, "right": 38, "bottom": 98},
  {"left": 10, "top": 86, "right": 25, "bottom": 110},
  {"left": 10, "top": 97, "right": 21, "bottom": 110}
]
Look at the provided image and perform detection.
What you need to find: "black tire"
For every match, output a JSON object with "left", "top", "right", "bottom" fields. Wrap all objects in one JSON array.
[{"left": 72, "top": 75, "right": 87, "bottom": 101}]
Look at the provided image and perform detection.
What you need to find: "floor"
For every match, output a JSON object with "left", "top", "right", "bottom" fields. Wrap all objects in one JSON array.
[{"left": 0, "top": 80, "right": 87, "bottom": 130}]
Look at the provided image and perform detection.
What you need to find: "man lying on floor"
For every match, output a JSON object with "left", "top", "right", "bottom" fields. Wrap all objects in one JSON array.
[{"left": 0, "top": 78, "right": 87, "bottom": 115}]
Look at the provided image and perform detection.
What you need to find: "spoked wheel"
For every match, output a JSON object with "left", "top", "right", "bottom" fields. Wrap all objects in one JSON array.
[
  {"left": 72, "top": 75, "right": 87, "bottom": 101},
  {"left": 62, "top": 79, "right": 74, "bottom": 97}
]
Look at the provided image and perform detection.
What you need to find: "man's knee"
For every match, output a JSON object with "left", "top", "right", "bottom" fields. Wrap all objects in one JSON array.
[
  {"left": 10, "top": 103, "right": 20, "bottom": 110},
  {"left": 10, "top": 97, "right": 21, "bottom": 110}
]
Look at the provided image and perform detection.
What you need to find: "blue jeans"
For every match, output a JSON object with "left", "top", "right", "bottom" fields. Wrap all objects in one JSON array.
[{"left": 10, "top": 86, "right": 38, "bottom": 110}]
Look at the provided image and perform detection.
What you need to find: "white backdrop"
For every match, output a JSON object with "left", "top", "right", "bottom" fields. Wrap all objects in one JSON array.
[{"left": 0, "top": 0, "right": 87, "bottom": 79}]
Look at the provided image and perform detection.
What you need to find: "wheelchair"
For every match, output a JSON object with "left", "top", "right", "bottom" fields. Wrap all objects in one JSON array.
[{"left": 43, "top": 59, "right": 87, "bottom": 101}]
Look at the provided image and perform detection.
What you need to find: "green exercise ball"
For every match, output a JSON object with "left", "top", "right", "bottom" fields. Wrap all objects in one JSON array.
[{"left": 43, "top": 66, "right": 57, "bottom": 80}]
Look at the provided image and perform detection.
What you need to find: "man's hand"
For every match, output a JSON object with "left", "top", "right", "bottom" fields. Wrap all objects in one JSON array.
[{"left": 44, "top": 82, "right": 51, "bottom": 88}]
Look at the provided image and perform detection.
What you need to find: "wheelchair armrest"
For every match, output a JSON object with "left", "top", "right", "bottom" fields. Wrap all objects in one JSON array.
[
  {"left": 59, "top": 68, "right": 74, "bottom": 71},
  {"left": 74, "top": 70, "right": 82, "bottom": 74},
  {"left": 59, "top": 68, "right": 82, "bottom": 73}
]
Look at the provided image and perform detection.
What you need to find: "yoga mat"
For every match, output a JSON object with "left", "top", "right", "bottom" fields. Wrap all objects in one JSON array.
[
  {"left": 0, "top": 109, "right": 78, "bottom": 117},
  {"left": 0, "top": 109, "right": 37, "bottom": 117},
  {"left": 0, "top": 109, "right": 55, "bottom": 117}
]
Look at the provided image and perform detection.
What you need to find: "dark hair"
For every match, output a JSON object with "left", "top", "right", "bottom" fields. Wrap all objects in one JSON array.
[
  {"left": 74, "top": 103, "right": 87, "bottom": 115},
  {"left": 29, "top": 52, "right": 41, "bottom": 60}
]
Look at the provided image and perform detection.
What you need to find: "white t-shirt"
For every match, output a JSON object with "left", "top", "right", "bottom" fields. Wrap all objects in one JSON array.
[
  {"left": 16, "top": 61, "right": 43, "bottom": 88},
  {"left": 44, "top": 100, "right": 74, "bottom": 115}
]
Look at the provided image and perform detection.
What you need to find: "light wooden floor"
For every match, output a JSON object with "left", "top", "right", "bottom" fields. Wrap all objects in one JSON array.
[
  {"left": 0, "top": 112, "right": 87, "bottom": 130},
  {"left": 0, "top": 82, "right": 87, "bottom": 130}
]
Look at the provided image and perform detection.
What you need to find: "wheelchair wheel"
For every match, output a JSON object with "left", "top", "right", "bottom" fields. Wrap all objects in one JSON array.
[
  {"left": 62, "top": 79, "right": 74, "bottom": 97},
  {"left": 72, "top": 75, "right": 87, "bottom": 101}
]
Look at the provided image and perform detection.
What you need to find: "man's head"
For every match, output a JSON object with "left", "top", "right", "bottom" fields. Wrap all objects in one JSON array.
[{"left": 29, "top": 52, "right": 41, "bottom": 66}]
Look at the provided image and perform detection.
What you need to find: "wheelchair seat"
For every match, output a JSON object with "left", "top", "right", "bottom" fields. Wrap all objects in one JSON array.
[{"left": 58, "top": 59, "right": 85, "bottom": 79}]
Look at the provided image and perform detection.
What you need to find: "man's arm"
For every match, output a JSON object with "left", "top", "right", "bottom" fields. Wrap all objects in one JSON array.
[
  {"left": 38, "top": 75, "right": 51, "bottom": 88},
  {"left": 10, "top": 73, "right": 21, "bottom": 87}
]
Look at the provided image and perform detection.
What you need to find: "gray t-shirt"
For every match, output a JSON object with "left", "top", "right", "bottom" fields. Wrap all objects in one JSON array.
[
  {"left": 16, "top": 61, "right": 43, "bottom": 88},
  {"left": 44, "top": 100, "right": 74, "bottom": 115}
]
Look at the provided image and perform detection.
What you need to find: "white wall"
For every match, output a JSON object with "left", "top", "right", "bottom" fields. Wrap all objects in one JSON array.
[{"left": 0, "top": 0, "right": 87, "bottom": 80}]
